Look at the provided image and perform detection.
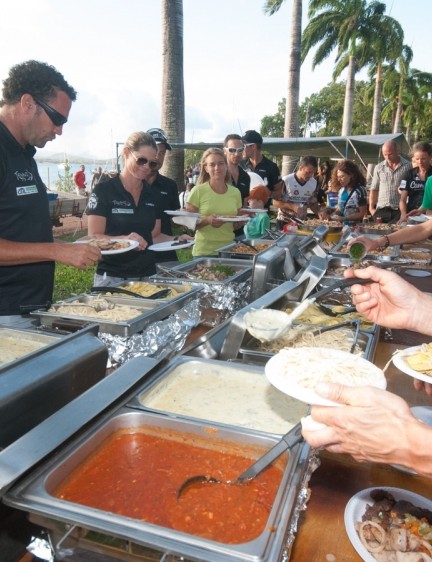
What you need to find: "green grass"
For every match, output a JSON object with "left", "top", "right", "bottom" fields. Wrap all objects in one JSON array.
[{"left": 52, "top": 228, "right": 193, "bottom": 302}]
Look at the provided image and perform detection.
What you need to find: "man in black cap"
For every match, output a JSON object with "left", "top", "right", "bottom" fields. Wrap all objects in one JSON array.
[
  {"left": 146, "top": 128, "right": 180, "bottom": 263},
  {"left": 241, "top": 129, "right": 283, "bottom": 200}
]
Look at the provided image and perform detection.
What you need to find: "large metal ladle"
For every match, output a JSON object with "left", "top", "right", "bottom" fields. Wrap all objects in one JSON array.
[
  {"left": 244, "top": 277, "right": 371, "bottom": 342},
  {"left": 177, "top": 423, "right": 303, "bottom": 500}
]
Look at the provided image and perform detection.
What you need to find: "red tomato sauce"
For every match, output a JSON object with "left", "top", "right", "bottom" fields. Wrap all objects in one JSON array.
[{"left": 54, "top": 427, "right": 284, "bottom": 544}]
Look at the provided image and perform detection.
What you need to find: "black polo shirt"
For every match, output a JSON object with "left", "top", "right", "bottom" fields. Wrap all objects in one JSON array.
[
  {"left": 399, "top": 166, "right": 432, "bottom": 212},
  {"left": 86, "top": 176, "right": 161, "bottom": 278},
  {"left": 250, "top": 155, "right": 282, "bottom": 192},
  {"left": 150, "top": 173, "right": 180, "bottom": 263},
  {"left": 231, "top": 166, "right": 251, "bottom": 202},
  {"left": 0, "top": 122, "right": 54, "bottom": 314}
]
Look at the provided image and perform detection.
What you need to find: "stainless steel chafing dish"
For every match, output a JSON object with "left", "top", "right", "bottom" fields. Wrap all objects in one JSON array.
[
  {"left": 114, "top": 279, "right": 200, "bottom": 300},
  {"left": 1, "top": 357, "right": 312, "bottom": 562},
  {"left": 0, "top": 323, "right": 108, "bottom": 449},
  {"left": 215, "top": 239, "right": 275, "bottom": 260},
  {"left": 151, "top": 257, "right": 252, "bottom": 285},
  {"left": 31, "top": 293, "right": 193, "bottom": 337}
]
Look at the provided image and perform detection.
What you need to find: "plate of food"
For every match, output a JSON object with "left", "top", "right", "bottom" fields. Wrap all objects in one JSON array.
[
  {"left": 164, "top": 210, "right": 200, "bottom": 218},
  {"left": 148, "top": 240, "right": 195, "bottom": 252},
  {"left": 265, "top": 347, "right": 386, "bottom": 406},
  {"left": 240, "top": 208, "right": 268, "bottom": 214},
  {"left": 392, "top": 343, "right": 432, "bottom": 384},
  {"left": 344, "top": 487, "right": 432, "bottom": 562},
  {"left": 75, "top": 238, "right": 139, "bottom": 255},
  {"left": 216, "top": 215, "right": 251, "bottom": 222}
]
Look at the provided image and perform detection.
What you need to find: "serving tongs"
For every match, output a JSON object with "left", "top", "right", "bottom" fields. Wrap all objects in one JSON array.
[
  {"left": 310, "top": 319, "right": 361, "bottom": 354},
  {"left": 177, "top": 422, "right": 303, "bottom": 499},
  {"left": 89, "top": 286, "right": 171, "bottom": 300},
  {"left": 156, "top": 264, "right": 196, "bottom": 280}
]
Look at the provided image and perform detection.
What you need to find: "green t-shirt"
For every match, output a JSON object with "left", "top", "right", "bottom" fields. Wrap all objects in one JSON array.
[
  {"left": 244, "top": 212, "right": 270, "bottom": 239},
  {"left": 421, "top": 176, "right": 432, "bottom": 210},
  {"left": 188, "top": 182, "right": 242, "bottom": 256}
]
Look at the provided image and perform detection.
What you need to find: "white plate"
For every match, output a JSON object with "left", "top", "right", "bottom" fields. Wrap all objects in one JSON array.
[
  {"left": 216, "top": 216, "right": 251, "bottom": 222},
  {"left": 148, "top": 240, "right": 195, "bottom": 252},
  {"left": 75, "top": 238, "right": 139, "bottom": 255},
  {"left": 392, "top": 345, "right": 432, "bottom": 384},
  {"left": 404, "top": 269, "right": 432, "bottom": 277},
  {"left": 165, "top": 210, "right": 200, "bottom": 218},
  {"left": 344, "top": 487, "right": 432, "bottom": 562},
  {"left": 265, "top": 347, "right": 387, "bottom": 406},
  {"left": 409, "top": 214, "right": 432, "bottom": 223},
  {"left": 240, "top": 208, "right": 268, "bottom": 214}
]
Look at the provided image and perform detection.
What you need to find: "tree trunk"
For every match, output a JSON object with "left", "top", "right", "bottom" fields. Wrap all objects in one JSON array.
[
  {"left": 393, "top": 80, "right": 404, "bottom": 134},
  {"left": 367, "top": 62, "right": 383, "bottom": 184},
  {"left": 341, "top": 55, "right": 357, "bottom": 136},
  {"left": 282, "top": 0, "right": 302, "bottom": 176},
  {"left": 161, "top": 0, "right": 185, "bottom": 191}
]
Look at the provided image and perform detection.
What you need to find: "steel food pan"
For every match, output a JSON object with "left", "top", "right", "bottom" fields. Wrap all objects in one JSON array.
[
  {"left": 151, "top": 258, "right": 252, "bottom": 286},
  {"left": 215, "top": 240, "right": 275, "bottom": 260},
  {"left": 0, "top": 326, "right": 59, "bottom": 370},
  {"left": 358, "top": 224, "right": 400, "bottom": 235},
  {"left": 31, "top": 294, "right": 180, "bottom": 337},
  {"left": 116, "top": 279, "right": 200, "bottom": 300},
  {"left": 128, "top": 356, "right": 309, "bottom": 436},
  {"left": 4, "top": 408, "right": 310, "bottom": 562},
  {"left": 239, "top": 327, "right": 373, "bottom": 365}
]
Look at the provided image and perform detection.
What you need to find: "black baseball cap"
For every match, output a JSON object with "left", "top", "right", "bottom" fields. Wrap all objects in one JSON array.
[
  {"left": 147, "top": 128, "right": 172, "bottom": 150},
  {"left": 242, "top": 130, "right": 263, "bottom": 146}
]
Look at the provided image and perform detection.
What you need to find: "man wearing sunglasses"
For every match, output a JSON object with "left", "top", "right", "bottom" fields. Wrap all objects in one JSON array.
[
  {"left": 0, "top": 60, "right": 101, "bottom": 317},
  {"left": 145, "top": 128, "right": 180, "bottom": 264}
]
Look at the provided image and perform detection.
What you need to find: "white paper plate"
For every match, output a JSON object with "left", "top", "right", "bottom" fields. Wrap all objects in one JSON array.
[
  {"left": 404, "top": 269, "right": 432, "bottom": 277},
  {"left": 392, "top": 345, "right": 432, "bottom": 384},
  {"left": 165, "top": 210, "right": 200, "bottom": 218},
  {"left": 344, "top": 487, "right": 432, "bottom": 562},
  {"left": 265, "top": 347, "right": 386, "bottom": 406},
  {"left": 216, "top": 216, "right": 251, "bottom": 222},
  {"left": 148, "top": 240, "right": 195, "bottom": 252},
  {"left": 75, "top": 238, "right": 139, "bottom": 255},
  {"left": 240, "top": 208, "right": 268, "bottom": 214}
]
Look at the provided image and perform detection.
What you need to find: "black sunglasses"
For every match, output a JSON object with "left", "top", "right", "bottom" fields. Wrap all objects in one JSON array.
[
  {"left": 129, "top": 150, "right": 159, "bottom": 170},
  {"left": 226, "top": 147, "right": 244, "bottom": 154},
  {"left": 33, "top": 96, "right": 68, "bottom": 127}
]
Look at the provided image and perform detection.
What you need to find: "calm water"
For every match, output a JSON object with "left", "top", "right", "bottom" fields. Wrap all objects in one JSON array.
[{"left": 36, "top": 160, "right": 113, "bottom": 190}]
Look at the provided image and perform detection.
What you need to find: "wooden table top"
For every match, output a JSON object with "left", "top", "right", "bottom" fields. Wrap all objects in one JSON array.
[{"left": 289, "top": 339, "right": 432, "bottom": 561}]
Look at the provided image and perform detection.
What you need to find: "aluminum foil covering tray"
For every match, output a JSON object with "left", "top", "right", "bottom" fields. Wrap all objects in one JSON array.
[
  {"left": 4, "top": 408, "right": 311, "bottom": 562},
  {"left": 129, "top": 357, "right": 309, "bottom": 435}
]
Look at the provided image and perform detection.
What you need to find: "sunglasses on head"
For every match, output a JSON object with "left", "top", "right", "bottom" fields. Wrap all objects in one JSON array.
[
  {"left": 226, "top": 147, "right": 244, "bottom": 154},
  {"left": 33, "top": 96, "right": 68, "bottom": 127},
  {"left": 128, "top": 150, "right": 159, "bottom": 170}
]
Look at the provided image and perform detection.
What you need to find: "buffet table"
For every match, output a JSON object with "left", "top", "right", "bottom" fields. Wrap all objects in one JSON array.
[{"left": 290, "top": 338, "right": 432, "bottom": 562}]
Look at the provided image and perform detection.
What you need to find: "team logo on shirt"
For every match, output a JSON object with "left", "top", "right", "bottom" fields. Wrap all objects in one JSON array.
[
  {"left": 16, "top": 185, "right": 38, "bottom": 195},
  {"left": 87, "top": 193, "right": 98, "bottom": 209},
  {"left": 15, "top": 170, "right": 33, "bottom": 182}
]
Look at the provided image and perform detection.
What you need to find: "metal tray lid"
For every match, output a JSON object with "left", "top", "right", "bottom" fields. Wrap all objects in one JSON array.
[{"left": 0, "top": 356, "right": 160, "bottom": 498}]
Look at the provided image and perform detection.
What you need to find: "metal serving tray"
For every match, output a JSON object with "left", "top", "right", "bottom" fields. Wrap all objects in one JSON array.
[
  {"left": 115, "top": 279, "right": 200, "bottom": 301},
  {"left": 150, "top": 258, "right": 252, "bottom": 286},
  {"left": 128, "top": 355, "right": 309, "bottom": 436},
  {"left": 4, "top": 408, "right": 310, "bottom": 562},
  {"left": 239, "top": 327, "right": 374, "bottom": 366},
  {"left": 31, "top": 294, "right": 184, "bottom": 337},
  {"left": 215, "top": 239, "right": 275, "bottom": 260}
]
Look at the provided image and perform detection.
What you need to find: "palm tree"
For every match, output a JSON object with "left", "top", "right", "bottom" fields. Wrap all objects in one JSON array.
[
  {"left": 161, "top": 0, "right": 185, "bottom": 190},
  {"left": 393, "top": 45, "right": 413, "bottom": 134},
  {"left": 263, "top": 0, "right": 303, "bottom": 175},
  {"left": 302, "top": 0, "right": 393, "bottom": 136}
]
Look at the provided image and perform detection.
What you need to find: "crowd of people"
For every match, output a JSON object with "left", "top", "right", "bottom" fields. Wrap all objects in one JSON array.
[{"left": 0, "top": 59, "right": 431, "bottom": 481}]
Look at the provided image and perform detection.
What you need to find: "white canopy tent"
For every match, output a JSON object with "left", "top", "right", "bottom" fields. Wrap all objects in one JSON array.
[{"left": 173, "top": 133, "right": 410, "bottom": 168}]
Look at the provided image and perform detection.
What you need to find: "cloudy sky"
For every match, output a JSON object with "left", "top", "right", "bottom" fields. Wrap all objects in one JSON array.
[{"left": 0, "top": 0, "right": 429, "bottom": 161}]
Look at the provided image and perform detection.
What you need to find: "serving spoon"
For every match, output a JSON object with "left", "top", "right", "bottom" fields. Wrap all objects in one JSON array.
[
  {"left": 244, "top": 277, "right": 371, "bottom": 342},
  {"left": 177, "top": 422, "right": 303, "bottom": 499},
  {"left": 90, "top": 286, "right": 171, "bottom": 300}
]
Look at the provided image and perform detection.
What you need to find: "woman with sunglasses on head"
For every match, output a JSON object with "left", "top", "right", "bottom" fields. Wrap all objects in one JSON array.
[
  {"left": 186, "top": 147, "right": 244, "bottom": 256},
  {"left": 86, "top": 131, "right": 191, "bottom": 286}
]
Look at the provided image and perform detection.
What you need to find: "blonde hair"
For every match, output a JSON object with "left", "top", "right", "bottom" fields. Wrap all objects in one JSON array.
[{"left": 197, "top": 147, "right": 230, "bottom": 185}]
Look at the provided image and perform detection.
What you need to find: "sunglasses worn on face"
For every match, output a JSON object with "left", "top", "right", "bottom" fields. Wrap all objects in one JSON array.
[
  {"left": 129, "top": 151, "right": 159, "bottom": 170},
  {"left": 33, "top": 96, "right": 68, "bottom": 127},
  {"left": 226, "top": 147, "right": 244, "bottom": 154}
]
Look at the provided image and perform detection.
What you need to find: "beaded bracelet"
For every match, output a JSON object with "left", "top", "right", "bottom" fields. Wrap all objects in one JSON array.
[{"left": 378, "top": 234, "right": 390, "bottom": 250}]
